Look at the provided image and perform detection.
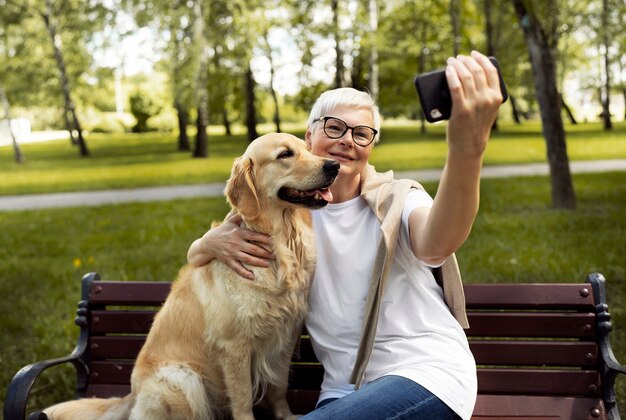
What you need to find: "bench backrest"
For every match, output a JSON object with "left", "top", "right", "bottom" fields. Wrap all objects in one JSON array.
[{"left": 72, "top": 272, "right": 617, "bottom": 419}]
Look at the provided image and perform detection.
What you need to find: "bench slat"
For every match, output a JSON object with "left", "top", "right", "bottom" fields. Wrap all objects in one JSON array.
[
  {"left": 88, "top": 310, "right": 599, "bottom": 339},
  {"left": 88, "top": 282, "right": 596, "bottom": 309},
  {"left": 476, "top": 369, "right": 601, "bottom": 396},
  {"left": 472, "top": 395, "right": 604, "bottom": 420},
  {"left": 85, "top": 384, "right": 130, "bottom": 399},
  {"left": 88, "top": 336, "right": 599, "bottom": 370},
  {"left": 466, "top": 312, "right": 596, "bottom": 338},
  {"left": 464, "top": 283, "right": 594, "bottom": 309},
  {"left": 90, "top": 310, "right": 156, "bottom": 334},
  {"left": 89, "top": 336, "right": 145, "bottom": 359},
  {"left": 86, "top": 361, "right": 327, "bottom": 389},
  {"left": 89, "top": 281, "right": 170, "bottom": 305},
  {"left": 88, "top": 361, "right": 134, "bottom": 384},
  {"left": 84, "top": 385, "right": 322, "bottom": 416},
  {"left": 86, "top": 360, "right": 600, "bottom": 397},
  {"left": 469, "top": 340, "right": 598, "bottom": 367}
]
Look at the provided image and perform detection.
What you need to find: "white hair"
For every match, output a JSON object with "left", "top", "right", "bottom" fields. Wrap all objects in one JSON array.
[{"left": 307, "top": 88, "right": 381, "bottom": 143}]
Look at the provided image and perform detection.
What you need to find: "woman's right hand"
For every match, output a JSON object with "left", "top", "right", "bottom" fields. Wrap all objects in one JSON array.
[{"left": 186, "top": 213, "right": 274, "bottom": 280}]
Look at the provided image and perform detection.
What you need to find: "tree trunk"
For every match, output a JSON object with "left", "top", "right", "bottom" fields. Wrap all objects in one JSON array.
[
  {"left": 512, "top": 0, "right": 576, "bottom": 210},
  {"left": 42, "top": 0, "right": 89, "bottom": 156},
  {"left": 263, "top": 31, "right": 281, "bottom": 133},
  {"left": 331, "top": 0, "right": 344, "bottom": 88},
  {"left": 194, "top": 102, "right": 208, "bottom": 158},
  {"left": 559, "top": 93, "right": 577, "bottom": 125},
  {"left": 623, "top": 86, "right": 626, "bottom": 120},
  {"left": 0, "top": 85, "right": 25, "bottom": 164},
  {"left": 601, "top": 0, "right": 612, "bottom": 130},
  {"left": 245, "top": 65, "right": 258, "bottom": 142},
  {"left": 450, "top": 0, "right": 461, "bottom": 56},
  {"left": 509, "top": 95, "right": 522, "bottom": 124},
  {"left": 175, "top": 102, "right": 190, "bottom": 151},
  {"left": 192, "top": 0, "right": 209, "bottom": 158},
  {"left": 368, "top": 0, "right": 379, "bottom": 100},
  {"left": 418, "top": 23, "right": 427, "bottom": 135},
  {"left": 222, "top": 108, "right": 232, "bottom": 136},
  {"left": 484, "top": 0, "right": 499, "bottom": 131},
  {"left": 484, "top": 0, "right": 495, "bottom": 57},
  {"left": 70, "top": 107, "right": 88, "bottom": 156},
  {"left": 171, "top": 19, "right": 189, "bottom": 152}
]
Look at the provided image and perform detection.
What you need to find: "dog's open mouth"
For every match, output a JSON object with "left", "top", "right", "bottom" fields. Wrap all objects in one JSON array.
[{"left": 278, "top": 185, "right": 334, "bottom": 208}]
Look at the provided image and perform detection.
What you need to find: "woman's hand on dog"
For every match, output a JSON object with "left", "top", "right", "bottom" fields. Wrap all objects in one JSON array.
[{"left": 187, "top": 213, "right": 274, "bottom": 280}]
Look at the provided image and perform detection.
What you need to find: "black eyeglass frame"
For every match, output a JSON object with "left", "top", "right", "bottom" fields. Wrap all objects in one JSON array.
[{"left": 314, "top": 116, "right": 378, "bottom": 147}]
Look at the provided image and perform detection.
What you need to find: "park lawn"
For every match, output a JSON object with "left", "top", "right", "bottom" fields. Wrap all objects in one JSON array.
[
  {"left": 1, "top": 120, "right": 626, "bottom": 195},
  {"left": 0, "top": 171, "right": 625, "bottom": 416}
]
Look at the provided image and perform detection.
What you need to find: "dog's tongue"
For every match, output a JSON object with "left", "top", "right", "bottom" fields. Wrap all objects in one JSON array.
[{"left": 318, "top": 188, "right": 334, "bottom": 202}]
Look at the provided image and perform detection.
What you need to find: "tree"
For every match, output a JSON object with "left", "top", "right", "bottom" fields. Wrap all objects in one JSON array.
[
  {"left": 450, "top": 0, "right": 461, "bottom": 56},
  {"left": 511, "top": 0, "right": 576, "bottom": 209},
  {"left": 190, "top": 0, "right": 209, "bottom": 157},
  {"left": 128, "top": 0, "right": 197, "bottom": 151},
  {"left": 377, "top": 0, "right": 449, "bottom": 126},
  {"left": 368, "top": 0, "right": 379, "bottom": 100},
  {"left": 245, "top": 65, "right": 259, "bottom": 140},
  {"left": 599, "top": 0, "right": 613, "bottom": 129},
  {"left": 129, "top": 91, "right": 162, "bottom": 132},
  {"left": 41, "top": 0, "right": 89, "bottom": 156},
  {"left": 331, "top": 0, "right": 345, "bottom": 88},
  {"left": 0, "top": 83, "right": 25, "bottom": 163},
  {"left": 260, "top": 27, "right": 282, "bottom": 132},
  {"left": 3, "top": 0, "right": 110, "bottom": 157}
]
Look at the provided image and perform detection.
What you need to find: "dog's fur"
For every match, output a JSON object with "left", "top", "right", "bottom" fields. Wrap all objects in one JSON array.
[{"left": 43, "top": 133, "right": 339, "bottom": 420}]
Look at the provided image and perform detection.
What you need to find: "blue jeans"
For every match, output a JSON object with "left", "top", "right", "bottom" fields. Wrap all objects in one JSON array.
[{"left": 299, "top": 375, "right": 460, "bottom": 419}]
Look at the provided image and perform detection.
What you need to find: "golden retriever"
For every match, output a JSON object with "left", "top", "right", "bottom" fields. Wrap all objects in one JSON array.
[{"left": 43, "top": 133, "right": 339, "bottom": 420}]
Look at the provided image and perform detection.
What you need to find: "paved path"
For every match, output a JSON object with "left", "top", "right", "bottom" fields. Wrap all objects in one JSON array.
[{"left": 1, "top": 159, "right": 626, "bottom": 211}]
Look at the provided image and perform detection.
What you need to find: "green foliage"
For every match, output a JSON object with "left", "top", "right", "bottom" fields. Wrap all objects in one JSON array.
[
  {"left": 89, "top": 113, "right": 130, "bottom": 133},
  {"left": 129, "top": 91, "right": 163, "bottom": 132},
  {"left": 0, "top": 0, "right": 113, "bottom": 110}
]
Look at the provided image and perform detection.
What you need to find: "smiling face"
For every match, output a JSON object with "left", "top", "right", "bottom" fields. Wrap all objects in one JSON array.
[
  {"left": 305, "top": 105, "right": 375, "bottom": 201},
  {"left": 225, "top": 133, "right": 340, "bottom": 221}
]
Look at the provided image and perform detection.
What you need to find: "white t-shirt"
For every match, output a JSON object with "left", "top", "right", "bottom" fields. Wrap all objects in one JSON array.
[{"left": 306, "top": 189, "right": 477, "bottom": 420}]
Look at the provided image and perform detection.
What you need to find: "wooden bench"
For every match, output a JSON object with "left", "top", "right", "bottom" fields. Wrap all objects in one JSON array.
[{"left": 5, "top": 272, "right": 625, "bottom": 420}]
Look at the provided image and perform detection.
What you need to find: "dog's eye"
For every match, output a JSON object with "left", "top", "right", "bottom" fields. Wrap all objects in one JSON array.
[{"left": 277, "top": 149, "right": 294, "bottom": 159}]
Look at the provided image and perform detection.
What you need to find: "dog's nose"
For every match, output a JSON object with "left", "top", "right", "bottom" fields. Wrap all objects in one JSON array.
[{"left": 323, "top": 159, "right": 340, "bottom": 177}]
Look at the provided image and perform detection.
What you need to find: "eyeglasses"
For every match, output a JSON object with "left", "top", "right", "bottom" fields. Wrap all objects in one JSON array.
[{"left": 315, "top": 116, "right": 378, "bottom": 147}]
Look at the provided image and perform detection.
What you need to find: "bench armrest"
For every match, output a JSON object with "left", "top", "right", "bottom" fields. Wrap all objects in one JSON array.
[
  {"left": 587, "top": 273, "right": 626, "bottom": 420},
  {"left": 4, "top": 352, "right": 87, "bottom": 420}
]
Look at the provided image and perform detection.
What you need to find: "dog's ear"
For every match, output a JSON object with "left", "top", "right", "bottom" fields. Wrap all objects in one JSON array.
[{"left": 225, "top": 157, "right": 260, "bottom": 219}]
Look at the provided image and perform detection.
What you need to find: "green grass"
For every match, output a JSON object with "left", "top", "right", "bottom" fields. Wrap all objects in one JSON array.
[
  {"left": 1, "top": 172, "right": 625, "bottom": 416},
  {"left": 1, "top": 120, "right": 626, "bottom": 195}
]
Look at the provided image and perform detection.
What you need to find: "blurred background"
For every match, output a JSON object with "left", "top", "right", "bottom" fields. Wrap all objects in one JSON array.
[{"left": 1, "top": 0, "right": 624, "bottom": 149}]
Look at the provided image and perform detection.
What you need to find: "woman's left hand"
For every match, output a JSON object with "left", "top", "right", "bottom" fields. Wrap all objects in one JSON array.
[{"left": 445, "top": 50, "right": 504, "bottom": 159}]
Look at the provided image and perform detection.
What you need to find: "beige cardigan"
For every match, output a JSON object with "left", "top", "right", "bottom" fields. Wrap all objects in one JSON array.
[{"left": 349, "top": 164, "right": 470, "bottom": 389}]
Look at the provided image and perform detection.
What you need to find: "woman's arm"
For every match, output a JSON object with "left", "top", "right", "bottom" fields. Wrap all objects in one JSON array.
[
  {"left": 187, "top": 213, "right": 274, "bottom": 280},
  {"left": 409, "top": 51, "right": 503, "bottom": 265}
]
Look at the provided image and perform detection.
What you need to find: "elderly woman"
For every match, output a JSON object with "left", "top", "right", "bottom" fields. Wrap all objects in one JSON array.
[{"left": 187, "top": 50, "right": 503, "bottom": 420}]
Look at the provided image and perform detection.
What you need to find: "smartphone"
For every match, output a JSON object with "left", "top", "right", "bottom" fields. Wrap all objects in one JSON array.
[{"left": 414, "top": 56, "right": 508, "bottom": 123}]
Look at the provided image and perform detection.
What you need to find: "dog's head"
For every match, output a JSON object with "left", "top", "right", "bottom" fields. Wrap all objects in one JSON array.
[{"left": 225, "top": 133, "right": 339, "bottom": 220}]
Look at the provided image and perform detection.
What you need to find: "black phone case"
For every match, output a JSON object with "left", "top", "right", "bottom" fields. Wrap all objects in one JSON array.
[{"left": 414, "top": 56, "right": 508, "bottom": 123}]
